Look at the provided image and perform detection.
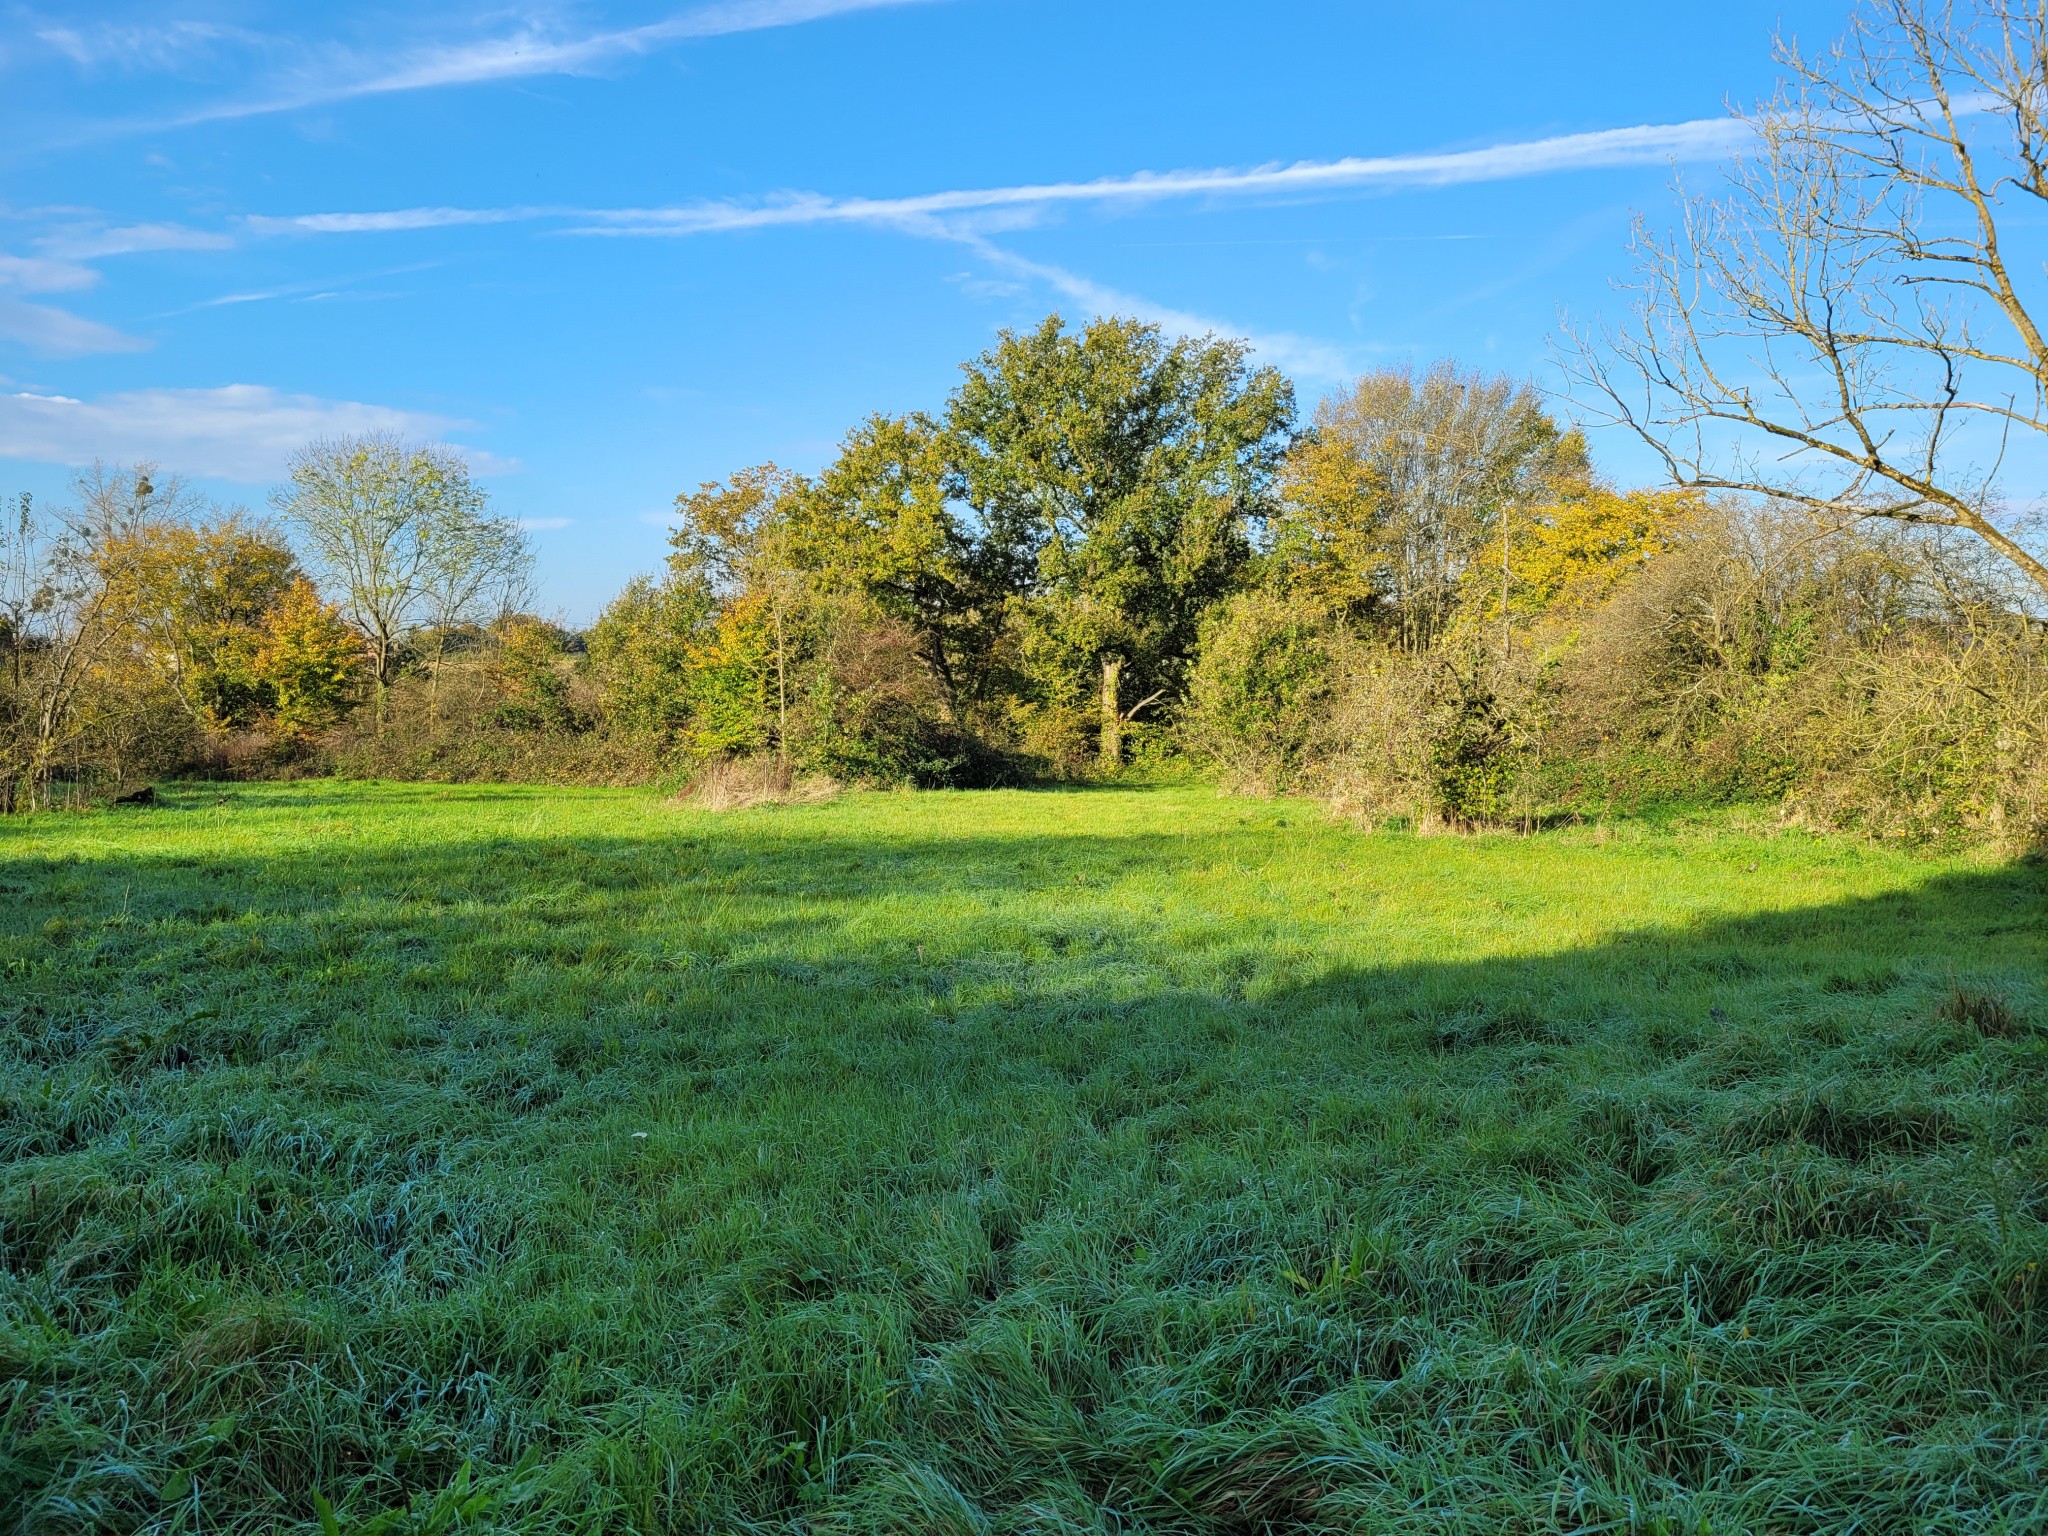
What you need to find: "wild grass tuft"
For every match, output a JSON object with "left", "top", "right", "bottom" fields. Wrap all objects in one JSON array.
[{"left": 1938, "top": 981, "right": 2025, "bottom": 1038}]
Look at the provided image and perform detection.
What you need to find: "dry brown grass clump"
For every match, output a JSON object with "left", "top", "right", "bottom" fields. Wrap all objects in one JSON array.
[{"left": 678, "top": 756, "right": 840, "bottom": 811}]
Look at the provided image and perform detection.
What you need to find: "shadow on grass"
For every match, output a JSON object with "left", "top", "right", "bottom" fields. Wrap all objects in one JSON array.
[
  {"left": 110, "top": 780, "right": 586, "bottom": 813},
  {"left": 1, "top": 805, "right": 2045, "bottom": 1533}
]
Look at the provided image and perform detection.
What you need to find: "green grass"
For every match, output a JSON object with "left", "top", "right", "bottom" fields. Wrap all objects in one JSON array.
[{"left": 2, "top": 781, "right": 2044, "bottom": 1534}]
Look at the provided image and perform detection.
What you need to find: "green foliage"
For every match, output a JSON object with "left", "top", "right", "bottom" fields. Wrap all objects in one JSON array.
[
  {"left": 680, "top": 589, "right": 778, "bottom": 758},
  {"left": 585, "top": 574, "right": 714, "bottom": 750},
  {"left": 275, "top": 434, "right": 529, "bottom": 691},
  {"left": 788, "top": 414, "right": 987, "bottom": 702},
  {"left": 2, "top": 784, "right": 2044, "bottom": 1530},
  {"left": 1422, "top": 665, "right": 1527, "bottom": 828},
  {"left": 488, "top": 617, "right": 586, "bottom": 734},
  {"left": 1179, "top": 589, "right": 1341, "bottom": 790},
  {"left": 12, "top": 335, "right": 2042, "bottom": 845},
  {"left": 789, "top": 605, "right": 969, "bottom": 785},
  {"left": 601, "top": 318, "right": 1302, "bottom": 782},
  {"left": 950, "top": 314, "right": 1297, "bottom": 763}
]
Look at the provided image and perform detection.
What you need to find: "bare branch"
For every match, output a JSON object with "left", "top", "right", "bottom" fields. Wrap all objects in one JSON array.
[{"left": 1566, "top": 0, "right": 2048, "bottom": 608}]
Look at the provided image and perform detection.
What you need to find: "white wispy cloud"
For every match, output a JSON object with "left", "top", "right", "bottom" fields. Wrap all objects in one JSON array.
[
  {"left": 37, "top": 222, "right": 235, "bottom": 260},
  {"left": 159, "top": 261, "right": 448, "bottom": 316},
  {"left": 237, "top": 116, "right": 1749, "bottom": 380},
  {"left": 0, "top": 247, "right": 139, "bottom": 354},
  {"left": 0, "top": 385, "right": 505, "bottom": 482},
  {"left": 146, "top": 0, "right": 942, "bottom": 129},
  {"left": 0, "top": 229, "right": 234, "bottom": 355},
  {"left": 584, "top": 118, "right": 1753, "bottom": 235},
  {"left": 244, "top": 206, "right": 554, "bottom": 237},
  {"left": 0, "top": 254, "right": 99, "bottom": 293},
  {"left": 253, "top": 116, "right": 1751, "bottom": 242},
  {"left": 0, "top": 298, "right": 144, "bottom": 357},
  {"left": 518, "top": 516, "right": 574, "bottom": 531},
  {"left": 934, "top": 226, "right": 1359, "bottom": 382},
  {"left": 188, "top": 287, "right": 304, "bottom": 311},
  {"left": 35, "top": 19, "right": 256, "bottom": 73}
]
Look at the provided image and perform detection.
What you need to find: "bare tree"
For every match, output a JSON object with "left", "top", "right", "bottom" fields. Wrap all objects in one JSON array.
[
  {"left": 275, "top": 435, "right": 530, "bottom": 719},
  {"left": 68, "top": 461, "right": 206, "bottom": 542},
  {"left": 1574, "top": 0, "right": 2048, "bottom": 608}
]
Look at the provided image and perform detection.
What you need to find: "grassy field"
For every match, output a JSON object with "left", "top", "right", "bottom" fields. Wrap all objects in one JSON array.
[{"left": 2, "top": 782, "right": 2044, "bottom": 1534}]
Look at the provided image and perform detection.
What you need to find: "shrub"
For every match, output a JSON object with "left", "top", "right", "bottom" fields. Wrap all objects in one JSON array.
[
  {"left": 1178, "top": 590, "right": 1343, "bottom": 793},
  {"left": 1183, "top": 608, "right": 1541, "bottom": 830},
  {"left": 585, "top": 575, "right": 713, "bottom": 753},
  {"left": 1421, "top": 664, "right": 1528, "bottom": 828},
  {"left": 324, "top": 656, "right": 653, "bottom": 786},
  {"left": 1777, "top": 629, "right": 2047, "bottom": 851},
  {"left": 491, "top": 617, "right": 589, "bottom": 734},
  {"left": 791, "top": 607, "right": 970, "bottom": 786},
  {"left": 1315, "top": 644, "right": 1435, "bottom": 826},
  {"left": 1531, "top": 502, "right": 2046, "bottom": 846}
]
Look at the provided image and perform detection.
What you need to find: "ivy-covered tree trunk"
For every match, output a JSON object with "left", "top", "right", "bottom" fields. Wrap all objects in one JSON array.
[{"left": 1099, "top": 653, "right": 1123, "bottom": 767}]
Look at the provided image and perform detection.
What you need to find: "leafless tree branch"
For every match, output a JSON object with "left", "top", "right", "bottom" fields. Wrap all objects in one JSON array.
[{"left": 1566, "top": 0, "right": 2048, "bottom": 607}]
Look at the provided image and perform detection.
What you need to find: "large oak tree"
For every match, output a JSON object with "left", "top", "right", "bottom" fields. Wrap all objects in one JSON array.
[{"left": 948, "top": 315, "right": 1296, "bottom": 764}]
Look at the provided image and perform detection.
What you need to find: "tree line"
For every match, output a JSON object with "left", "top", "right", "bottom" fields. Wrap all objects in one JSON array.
[
  {"left": 4, "top": 315, "right": 2041, "bottom": 848},
  {"left": 0, "top": 441, "right": 532, "bottom": 810},
  {"left": 4, "top": 0, "right": 2044, "bottom": 845}
]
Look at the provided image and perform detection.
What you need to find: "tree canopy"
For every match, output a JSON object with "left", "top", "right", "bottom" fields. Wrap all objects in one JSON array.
[{"left": 949, "top": 315, "right": 1297, "bottom": 762}]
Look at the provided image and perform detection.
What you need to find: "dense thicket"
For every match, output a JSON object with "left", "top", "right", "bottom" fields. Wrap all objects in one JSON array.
[
  {"left": 1186, "top": 468, "right": 2046, "bottom": 849},
  {"left": 3, "top": 317, "right": 2042, "bottom": 848}
]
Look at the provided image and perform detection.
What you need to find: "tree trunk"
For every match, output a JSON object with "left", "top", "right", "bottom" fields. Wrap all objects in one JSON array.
[
  {"left": 32, "top": 687, "right": 63, "bottom": 812},
  {"left": 1500, "top": 504, "right": 1512, "bottom": 665},
  {"left": 1098, "top": 653, "right": 1123, "bottom": 767},
  {"left": 374, "top": 632, "right": 391, "bottom": 737}
]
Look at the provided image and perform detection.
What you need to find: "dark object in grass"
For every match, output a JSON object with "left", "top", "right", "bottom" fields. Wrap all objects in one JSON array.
[
  {"left": 112, "top": 784, "right": 158, "bottom": 807},
  {"left": 1939, "top": 983, "right": 2023, "bottom": 1037}
]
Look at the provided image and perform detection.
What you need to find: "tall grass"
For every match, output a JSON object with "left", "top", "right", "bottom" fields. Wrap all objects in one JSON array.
[{"left": 2, "top": 784, "right": 2043, "bottom": 1532}]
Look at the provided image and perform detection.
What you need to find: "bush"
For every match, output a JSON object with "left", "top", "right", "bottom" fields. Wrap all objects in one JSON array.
[
  {"left": 323, "top": 659, "right": 653, "bottom": 786},
  {"left": 491, "top": 617, "right": 589, "bottom": 733},
  {"left": 1179, "top": 590, "right": 1343, "bottom": 793},
  {"left": 1315, "top": 644, "right": 1435, "bottom": 826},
  {"left": 1777, "top": 628, "right": 2047, "bottom": 850},
  {"left": 1542, "top": 506, "right": 2048, "bottom": 849},
  {"left": 1183, "top": 604, "right": 1540, "bottom": 829},
  {"left": 1421, "top": 664, "right": 1528, "bottom": 829},
  {"left": 791, "top": 608, "right": 973, "bottom": 786},
  {"left": 1182, "top": 498, "right": 2047, "bottom": 848},
  {"left": 585, "top": 575, "right": 712, "bottom": 754}
]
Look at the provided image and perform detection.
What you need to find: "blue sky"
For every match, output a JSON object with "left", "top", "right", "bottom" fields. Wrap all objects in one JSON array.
[{"left": 4, "top": 0, "right": 1851, "bottom": 619}]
